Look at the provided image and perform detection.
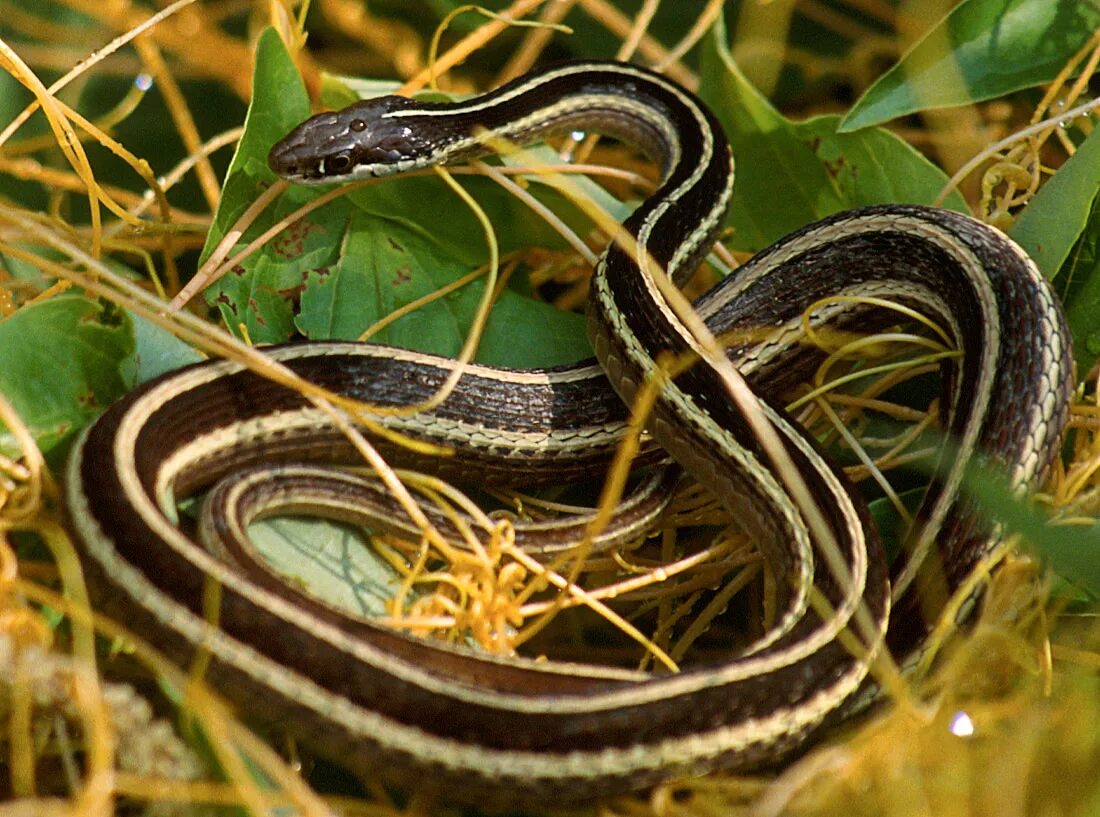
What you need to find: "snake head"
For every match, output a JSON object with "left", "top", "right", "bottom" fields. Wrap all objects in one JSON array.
[{"left": 268, "top": 95, "right": 433, "bottom": 184}]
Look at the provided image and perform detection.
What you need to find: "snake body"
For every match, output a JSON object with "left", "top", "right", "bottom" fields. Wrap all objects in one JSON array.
[{"left": 65, "top": 61, "right": 1072, "bottom": 804}]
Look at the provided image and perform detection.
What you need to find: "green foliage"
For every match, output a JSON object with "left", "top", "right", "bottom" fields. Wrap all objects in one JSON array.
[
  {"left": 0, "top": 296, "right": 131, "bottom": 459},
  {"left": 699, "top": 11, "right": 968, "bottom": 252},
  {"left": 842, "top": 0, "right": 1100, "bottom": 131},
  {"left": 965, "top": 462, "right": 1100, "bottom": 597},
  {"left": 246, "top": 517, "right": 403, "bottom": 617},
  {"left": 1059, "top": 200, "right": 1100, "bottom": 373},
  {"left": 1011, "top": 127, "right": 1100, "bottom": 372},
  {"left": 0, "top": 294, "right": 199, "bottom": 460}
]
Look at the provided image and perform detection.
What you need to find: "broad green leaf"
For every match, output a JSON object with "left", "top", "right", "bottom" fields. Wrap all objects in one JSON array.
[
  {"left": 798, "top": 116, "right": 970, "bottom": 212},
  {"left": 203, "top": 28, "right": 320, "bottom": 341},
  {"left": 1058, "top": 198, "right": 1100, "bottom": 373},
  {"left": 202, "top": 27, "right": 310, "bottom": 258},
  {"left": 130, "top": 314, "right": 204, "bottom": 383},
  {"left": 210, "top": 192, "right": 350, "bottom": 344},
  {"left": 699, "top": 10, "right": 967, "bottom": 252},
  {"left": 346, "top": 174, "right": 586, "bottom": 263},
  {"left": 0, "top": 296, "right": 133, "bottom": 458},
  {"left": 247, "top": 517, "right": 402, "bottom": 618},
  {"left": 868, "top": 489, "right": 926, "bottom": 563},
  {"left": 210, "top": 253, "right": 309, "bottom": 344},
  {"left": 340, "top": 141, "right": 624, "bottom": 263},
  {"left": 1010, "top": 125, "right": 1100, "bottom": 279},
  {"left": 295, "top": 206, "right": 590, "bottom": 365},
  {"left": 0, "top": 244, "right": 52, "bottom": 291},
  {"left": 963, "top": 462, "right": 1100, "bottom": 596},
  {"left": 1009, "top": 126, "right": 1100, "bottom": 373},
  {"left": 320, "top": 75, "right": 400, "bottom": 110},
  {"left": 901, "top": 430, "right": 1100, "bottom": 594},
  {"left": 842, "top": 0, "right": 1100, "bottom": 132},
  {"left": 296, "top": 210, "right": 473, "bottom": 352},
  {"left": 470, "top": 292, "right": 589, "bottom": 367}
]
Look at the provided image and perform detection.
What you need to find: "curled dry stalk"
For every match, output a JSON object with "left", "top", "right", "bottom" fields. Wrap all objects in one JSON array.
[{"left": 936, "top": 30, "right": 1100, "bottom": 223}]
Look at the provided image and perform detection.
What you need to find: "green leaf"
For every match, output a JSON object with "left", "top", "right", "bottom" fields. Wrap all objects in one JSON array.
[
  {"left": 294, "top": 206, "right": 590, "bottom": 365},
  {"left": 901, "top": 430, "right": 1100, "bottom": 595},
  {"left": 202, "top": 28, "right": 320, "bottom": 342},
  {"left": 345, "top": 173, "right": 585, "bottom": 263},
  {"left": 1056, "top": 198, "right": 1100, "bottom": 374},
  {"left": 699, "top": 10, "right": 967, "bottom": 252},
  {"left": 296, "top": 210, "right": 473, "bottom": 352},
  {"left": 842, "top": 0, "right": 1100, "bottom": 132},
  {"left": 868, "top": 488, "right": 925, "bottom": 563},
  {"left": 202, "top": 28, "right": 310, "bottom": 258},
  {"left": 210, "top": 191, "right": 348, "bottom": 344},
  {"left": 0, "top": 244, "right": 52, "bottom": 292},
  {"left": 1008, "top": 126, "right": 1100, "bottom": 373},
  {"left": 130, "top": 314, "right": 204, "bottom": 383},
  {"left": 799, "top": 115, "right": 970, "bottom": 212},
  {"left": 1010, "top": 125, "right": 1100, "bottom": 279},
  {"left": 246, "top": 517, "right": 402, "bottom": 618},
  {"left": 962, "top": 462, "right": 1100, "bottom": 597},
  {"left": 471, "top": 292, "right": 589, "bottom": 367},
  {"left": 319, "top": 75, "right": 401, "bottom": 110},
  {"left": 0, "top": 296, "right": 134, "bottom": 458}
]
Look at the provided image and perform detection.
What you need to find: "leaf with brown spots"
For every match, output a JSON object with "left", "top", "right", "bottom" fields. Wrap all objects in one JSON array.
[{"left": 0, "top": 296, "right": 132, "bottom": 458}]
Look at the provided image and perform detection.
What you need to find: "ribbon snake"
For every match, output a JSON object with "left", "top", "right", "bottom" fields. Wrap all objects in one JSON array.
[{"left": 64, "top": 60, "right": 1073, "bottom": 804}]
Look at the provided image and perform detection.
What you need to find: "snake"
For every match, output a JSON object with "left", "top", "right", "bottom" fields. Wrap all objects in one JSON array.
[{"left": 64, "top": 60, "right": 1073, "bottom": 805}]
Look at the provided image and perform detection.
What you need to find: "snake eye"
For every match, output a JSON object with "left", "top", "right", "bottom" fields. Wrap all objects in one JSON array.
[
  {"left": 350, "top": 118, "right": 367, "bottom": 132},
  {"left": 325, "top": 152, "right": 353, "bottom": 175}
]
